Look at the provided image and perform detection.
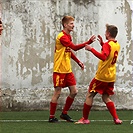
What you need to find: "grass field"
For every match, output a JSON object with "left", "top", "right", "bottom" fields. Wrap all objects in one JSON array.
[{"left": 0, "top": 110, "right": 132, "bottom": 133}]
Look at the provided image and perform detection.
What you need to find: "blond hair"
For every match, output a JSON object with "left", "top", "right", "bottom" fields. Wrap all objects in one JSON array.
[{"left": 62, "top": 15, "right": 74, "bottom": 27}]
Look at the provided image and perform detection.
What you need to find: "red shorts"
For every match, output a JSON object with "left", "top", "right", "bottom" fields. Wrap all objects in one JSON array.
[
  {"left": 89, "top": 78, "right": 114, "bottom": 95},
  {"left": 53, "top": 72, "right": 76, "bottom": 88}
]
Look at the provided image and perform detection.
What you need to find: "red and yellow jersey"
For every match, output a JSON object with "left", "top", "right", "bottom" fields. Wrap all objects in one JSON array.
[
  {"left": 53, "top": 31, "right": 72, "bottom": 73},
  {"left": 95, "top": 40, "right": 120, "bottom": 82}
]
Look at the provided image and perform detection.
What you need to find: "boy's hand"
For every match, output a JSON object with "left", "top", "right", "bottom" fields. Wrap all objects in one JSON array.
[
  {"left": 78, "top": 62, "right": 84, "bottom": 70},
  {"left": 85, "top": 44, "right": 92, "bottom": 51},
  {"left": 97, "top": 35, "right": 104, "bottom": 46},
  {"left": 87, "top": 35, "right": 96, "bottom": 44}
]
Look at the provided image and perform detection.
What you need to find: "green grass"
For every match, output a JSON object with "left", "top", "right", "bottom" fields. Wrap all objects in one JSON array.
[{"left": 0, "top": 110, "right": 132, "bottom": 133}]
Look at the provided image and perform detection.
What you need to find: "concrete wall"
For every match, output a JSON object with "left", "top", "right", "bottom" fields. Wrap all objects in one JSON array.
[{"left": 0, "top": 0, "right": 132, "bottom": 111}]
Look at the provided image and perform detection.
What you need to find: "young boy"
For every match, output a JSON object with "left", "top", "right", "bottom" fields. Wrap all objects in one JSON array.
[
  {"left": 49, "top": 15, "right": 95, "bottom": 123},
  {"left": 75, "top": 24, "right": 122, "bottom": 124}
]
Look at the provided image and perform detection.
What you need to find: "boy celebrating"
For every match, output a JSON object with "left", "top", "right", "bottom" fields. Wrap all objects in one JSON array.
[
  {"left": 49, "top": 16, "right": 95, "bottom": 123},
  {"left": 75, "top": 24, "right": 122, "bottom": 124}
]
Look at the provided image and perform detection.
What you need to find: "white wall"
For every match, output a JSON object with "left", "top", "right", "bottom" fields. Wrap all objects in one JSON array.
[{"left": 0, "top": 0, "right": 132, "bottom": 111}]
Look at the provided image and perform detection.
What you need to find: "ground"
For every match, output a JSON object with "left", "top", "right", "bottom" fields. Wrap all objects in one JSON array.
[{"left": 0, "top": 110, "right": 132, "bottom": 133}]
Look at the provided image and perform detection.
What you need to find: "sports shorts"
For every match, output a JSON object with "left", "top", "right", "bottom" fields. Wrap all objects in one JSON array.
[
  {"left": 53, "top": 72, "right": 76, "bottom": 88},
  {"left": 89, "top": 78, "right": 114, "bottom": 95}
]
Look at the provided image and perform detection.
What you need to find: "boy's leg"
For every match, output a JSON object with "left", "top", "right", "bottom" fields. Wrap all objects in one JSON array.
[
  {"left": 83, "top": 92, "right": 96, "bottom": 119},
  {"left": 102, "top": 94, "right": 122, "bottom": 124},
  {"left": 62, "top": 96, "right": 74, "bottom": 115},
  {"left": 106, "top": 101, "right": 118, "bottom": 119},
  {"left": 60, "top": 85, "right": 77, "bottom": 122},
  {"left": 75, "top": 92, "right": 96, "bottom": 124},
  {"left": 49, "top": 87, "right": 61, "bottom": 122},
  {"left": 49, "top": 102, "right": 57, "bottom": 119}
]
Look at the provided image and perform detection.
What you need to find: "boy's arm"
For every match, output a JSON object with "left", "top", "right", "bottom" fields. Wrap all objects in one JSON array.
[
  {"left": 85, "top": 43, "right": 110, "bottom": 61},
  {"left": 60, "top": 35, "right": 96, "bottom": 51},
  {"left": 71, "top": 51, "right": 84, "bottom": 70}
]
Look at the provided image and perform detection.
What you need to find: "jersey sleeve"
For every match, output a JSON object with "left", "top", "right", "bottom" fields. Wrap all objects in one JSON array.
[
  {"left": 60, "top": 35, "right": 71, "bottom": 47},
  {"left": 102, "top": 42, "right": 111, "bottom": 58},
  {"left": 71, "top": 51, "right": 80, "bottom": 63},
  {"left": 91, "top": 43, "right": 110, "bottom": 61},
  {"left": 60, "top": 35, "right": 92, "bottom": 51}
]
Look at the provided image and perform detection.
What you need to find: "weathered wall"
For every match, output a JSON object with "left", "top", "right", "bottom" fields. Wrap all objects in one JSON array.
[{"left": 0, "top": 0, "right": 132, "bottom": 111}]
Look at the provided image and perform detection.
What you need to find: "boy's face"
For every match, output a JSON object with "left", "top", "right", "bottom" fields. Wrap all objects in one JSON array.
[
  {"left": 64, "top": 20, "right": 74, "bottom": 32},
  {"left": 0, "top": 22, "right": 3, "bottom": 35}
]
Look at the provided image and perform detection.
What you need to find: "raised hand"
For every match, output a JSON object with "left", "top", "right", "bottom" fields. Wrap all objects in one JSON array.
[
  {"left": 87, "top": 35, "right": 96, "bottom": 44},
  {"left": 97, "top": 35, "right": 104, "bottom": 46}
]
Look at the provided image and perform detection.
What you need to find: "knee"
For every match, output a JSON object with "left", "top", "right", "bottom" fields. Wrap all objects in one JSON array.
[
  {"left": 102, "top": 95, "right": 111, "bottom": 104},
  {"left": 102, "top": 97, "right": 106, "bottom": 103},
  {"left": 53, "top": 91, "right": 61, "bottom": 99},
  {"left": 56, "top": 93, "right": 61, "bottom": 99},
  {"left": 102, "top": 95, "right": 106, "bottom": 103},
  {"left": 70, "top": 89, "right": 78, "bottom": 98},
  {"left": 51, "top": 93, "right": 60, "bottom": 103},
  {"left": 87, "top": 92, "right": 96, "bottom": 99}
]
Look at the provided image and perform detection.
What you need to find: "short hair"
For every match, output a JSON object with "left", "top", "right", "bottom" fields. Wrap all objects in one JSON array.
[
  {"left": 62, "top": 15, "right": 74, "bottom": 27},
  {"left": 106, "top": 24, "right": 118, "bottom": 38}
]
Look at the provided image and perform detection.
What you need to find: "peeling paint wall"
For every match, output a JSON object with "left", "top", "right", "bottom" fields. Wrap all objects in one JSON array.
[{"left": 0, "top": 0, "right": 132, "bottom": 111}]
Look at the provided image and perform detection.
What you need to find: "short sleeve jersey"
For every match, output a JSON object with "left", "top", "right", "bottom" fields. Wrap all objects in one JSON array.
[
  {"left": 53, "top": 30, "right": 72, "bottom": 73},
  {"left": 95, "top": 40, "right": 120, "bottom": 82}
]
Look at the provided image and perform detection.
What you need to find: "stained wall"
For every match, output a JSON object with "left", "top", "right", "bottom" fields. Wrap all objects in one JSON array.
[{"left": 0, "top": 0, "right": 132, "bottom": 111}]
